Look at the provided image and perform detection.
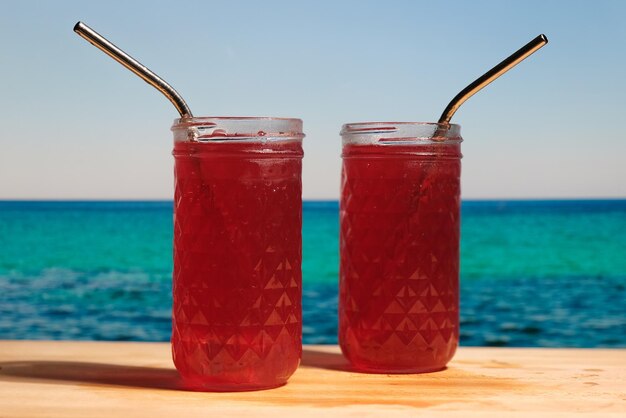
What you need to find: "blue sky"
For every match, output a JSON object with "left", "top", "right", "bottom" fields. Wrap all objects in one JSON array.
[{"left": 1, "top": 0, "right": 625, "bottom": 199}]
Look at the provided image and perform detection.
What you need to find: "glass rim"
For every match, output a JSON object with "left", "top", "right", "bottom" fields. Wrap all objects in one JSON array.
[
  {"left": 341, "top": 122, "right": 461, "bottom": 144},
  {"left": 173, "top": 116, "right": 303, "bottom": 125},
  {"left": 341, "top": 121, "right": 460, "bottom": 132},
  {"left": 171, "top": 116, "right": 304, "bottom": 142}
]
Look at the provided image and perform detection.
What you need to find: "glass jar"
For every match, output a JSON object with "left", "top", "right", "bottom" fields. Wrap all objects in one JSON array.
[
  {"left": 171, "top": 117, "right": 304, "bottom": 390},
  {"left": 339, "top": 122, "right": 462, "bottom": 373}
]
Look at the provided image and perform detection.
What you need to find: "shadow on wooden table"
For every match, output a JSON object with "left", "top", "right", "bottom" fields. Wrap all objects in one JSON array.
[
  {"left": 0, "top": 349, "right": 348, "bottom": 390},
  {"left": 301, "top": 347, "right": 350, "bottom": 371},
  {"left": 301, "top": 348, "right": 449, "bottom": 374},
  {"left": 0, "top": 361, "right": 181, "bottom": 390}
]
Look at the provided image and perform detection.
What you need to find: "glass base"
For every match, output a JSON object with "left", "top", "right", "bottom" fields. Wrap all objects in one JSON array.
[
  {"left": 180, "top": 378, "right": 287, "bottom": 392},
  {"left": 347, "top": 363, "right": 447, "bottom": 374}
]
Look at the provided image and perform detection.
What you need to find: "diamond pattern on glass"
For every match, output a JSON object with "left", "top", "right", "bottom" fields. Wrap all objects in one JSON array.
[
  {"left": 339, "top": 146, "right": 460, "bottom": 371},
  {"left": 171, "top": 142, "right": 302, "bottom": 386}
]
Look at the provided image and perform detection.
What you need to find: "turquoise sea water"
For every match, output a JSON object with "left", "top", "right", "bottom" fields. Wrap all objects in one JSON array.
[{"left": 0, "top": 200, "right": 625, "bottom": 347}]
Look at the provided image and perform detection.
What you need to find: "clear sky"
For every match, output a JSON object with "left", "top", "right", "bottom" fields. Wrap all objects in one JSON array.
[{"left": 1, "top": 0, "right": 625, "bottom": 200}]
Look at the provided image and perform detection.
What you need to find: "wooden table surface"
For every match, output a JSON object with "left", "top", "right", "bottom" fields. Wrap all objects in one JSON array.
[{"left": 0, "top": 341, "right": 624, "bottom": 417}]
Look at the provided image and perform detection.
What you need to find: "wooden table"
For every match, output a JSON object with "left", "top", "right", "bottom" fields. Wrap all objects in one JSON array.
[{"left": 0, "top": 341, "right": 624, "bottom": 417}]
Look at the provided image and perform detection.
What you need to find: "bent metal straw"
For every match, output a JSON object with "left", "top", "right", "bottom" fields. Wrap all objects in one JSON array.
[
  {"left": 74, "top": 21, "right": 193, "bottom": 119},
  {"left": 439, "top": 34, "right": 548, "bottom": 124}
]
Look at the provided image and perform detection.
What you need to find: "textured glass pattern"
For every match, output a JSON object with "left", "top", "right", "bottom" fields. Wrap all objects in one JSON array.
[
  {"left": 339, "top": 143, "right": 461, "bottom": 372},
  {"left": 172, "top": 140, "right": 302, "bottom": 390}
]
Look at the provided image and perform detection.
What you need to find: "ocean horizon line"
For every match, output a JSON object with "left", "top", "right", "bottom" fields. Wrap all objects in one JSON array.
[{"left": 1, "top": 198, "right": 625, "bottom": 203}]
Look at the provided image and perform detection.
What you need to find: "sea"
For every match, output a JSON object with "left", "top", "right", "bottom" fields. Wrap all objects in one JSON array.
[{"left": 0, "top": 200, "right": 625, "bottom": 347}]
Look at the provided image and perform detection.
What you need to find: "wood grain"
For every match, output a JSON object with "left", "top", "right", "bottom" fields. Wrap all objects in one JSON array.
[{"left": 0, "top": 341, "right": 624, "bottom": 417}]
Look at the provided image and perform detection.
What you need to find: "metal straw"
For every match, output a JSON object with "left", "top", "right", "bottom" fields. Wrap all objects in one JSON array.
[
  {"left": 438, "top": 34, "right": 548, "bottom": 124},
  {"left": 74, "top": 22, "right": 193, "bottom": 118}
]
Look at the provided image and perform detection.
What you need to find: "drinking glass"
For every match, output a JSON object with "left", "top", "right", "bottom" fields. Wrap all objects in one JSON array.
[
  {"left": 171, "top": 117, "right": 304, "bottom": 390},
  {"left": 339, "top": 122, "right": 462, "bottom": 373}
]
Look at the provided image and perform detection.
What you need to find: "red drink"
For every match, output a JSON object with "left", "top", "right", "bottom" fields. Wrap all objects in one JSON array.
[
  {"left": 171, "top": 117, "right": 304, "bottom": 391},
  {"left": 339, "top": 122, "right": 462, "bottom": 373}
]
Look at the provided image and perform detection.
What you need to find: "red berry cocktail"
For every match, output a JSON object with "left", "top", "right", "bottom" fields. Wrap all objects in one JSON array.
[
  {"left": 339, "top": 122, "right": 462, "bottom": 373},
  {"left": 171, "top": 117, "right": 304, "bottom": 390}
]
